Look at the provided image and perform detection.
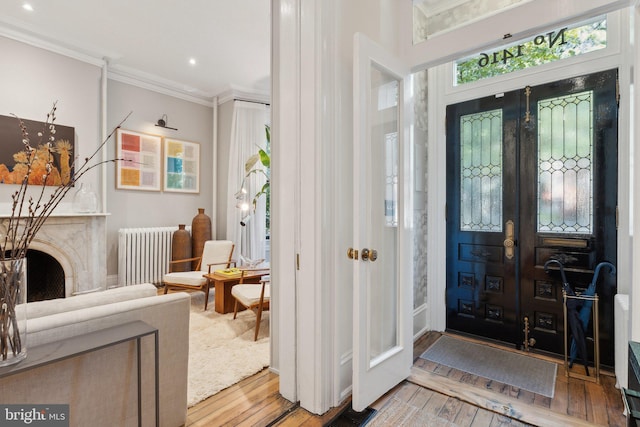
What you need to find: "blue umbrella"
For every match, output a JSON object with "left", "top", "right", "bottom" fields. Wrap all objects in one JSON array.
[
  {"left": 568, "top": 261, "right": 616, "bottom": 367},
  {"left": 544, "top": 259, "right": 590, "bottom": 375}
]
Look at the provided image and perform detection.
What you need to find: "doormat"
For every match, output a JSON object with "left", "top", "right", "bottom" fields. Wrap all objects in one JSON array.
[
  {"left": 419, "top": 335, "right": 557, "bottom": 398},
  {"left": 325, "top": 405, "right": 377, "bottom": 426}
]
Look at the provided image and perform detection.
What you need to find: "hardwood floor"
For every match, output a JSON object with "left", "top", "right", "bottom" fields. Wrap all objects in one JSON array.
[{"left": 186, "top": 331, "right": 627, "bottom": 426}]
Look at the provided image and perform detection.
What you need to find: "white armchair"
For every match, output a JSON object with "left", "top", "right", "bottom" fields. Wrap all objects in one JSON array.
[
  {"left": 231, "top": 274, "right": 270, "bottom": 341},
  {"left": 163, "top": 240, "right": 235, "bottom": 310}
]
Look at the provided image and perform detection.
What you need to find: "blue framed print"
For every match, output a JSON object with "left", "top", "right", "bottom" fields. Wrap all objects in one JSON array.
[{"left": 163, "top": 138, "right": 200, "bottom": 193}]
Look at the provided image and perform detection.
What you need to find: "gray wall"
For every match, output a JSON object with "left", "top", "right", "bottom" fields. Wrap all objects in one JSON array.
[
  {"left": 106, "top": 80, "right": 214, "bottom": 281},
  {"left": 0, "top": 36, "right": 237, "bottom": 285},
  {"left": 0, "top": 36, "right": 102, "bottom": 213}
]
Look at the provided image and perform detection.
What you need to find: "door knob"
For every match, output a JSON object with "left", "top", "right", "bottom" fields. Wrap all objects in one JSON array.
[
  {"left": 361, "top": 249, "right": 377, "bottom": 262},
  {"left": 347, "top": 248, "right": 359, "bottom": 260}
]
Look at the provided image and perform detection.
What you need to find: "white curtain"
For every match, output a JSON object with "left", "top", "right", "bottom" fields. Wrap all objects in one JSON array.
[{"left": 226, "top": 101, "right": 269, "bottom": 263}]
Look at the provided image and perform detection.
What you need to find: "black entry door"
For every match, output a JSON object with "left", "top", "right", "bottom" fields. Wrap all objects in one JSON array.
[{"left": 446, "top": 69, "right": 618, "bottom": 365}]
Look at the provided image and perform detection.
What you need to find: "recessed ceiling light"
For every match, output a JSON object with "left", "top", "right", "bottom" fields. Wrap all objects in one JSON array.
[
  {"left": 189, "top": 58, "right": 196, "bottom": 66},
  {"left": 22, "top": 3, "right": 34, "bottom": 11}
]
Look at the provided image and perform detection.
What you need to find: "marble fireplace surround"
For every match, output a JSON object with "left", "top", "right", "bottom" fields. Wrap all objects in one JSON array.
[{"left": 0, "top": 213, "right": 108, "bottom": 297}]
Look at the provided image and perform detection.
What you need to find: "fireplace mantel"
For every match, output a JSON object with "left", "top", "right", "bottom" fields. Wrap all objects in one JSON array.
[
  {"left": 0, "top": 213, "right": 109, "bottom": 297},
  {"left": 0, "top": 212, "right": 110, "bottom": 219}
]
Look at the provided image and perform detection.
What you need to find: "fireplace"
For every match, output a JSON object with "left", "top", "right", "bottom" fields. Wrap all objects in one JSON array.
[
  {"left": 1, "top": 213, "right": 108, "bottom": 298},
  {"left": 26, "top": 250, "right": 65, "bottom": 302}
]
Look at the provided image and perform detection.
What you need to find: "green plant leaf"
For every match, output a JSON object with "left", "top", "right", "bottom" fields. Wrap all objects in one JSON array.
[{"left": 258, "top": 148, "right": 270, "bottom": 168}]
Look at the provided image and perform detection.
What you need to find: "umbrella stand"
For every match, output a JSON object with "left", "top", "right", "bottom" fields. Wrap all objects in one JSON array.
[{"left": 563, "top": 291, "right": 601, "bottom": 384}]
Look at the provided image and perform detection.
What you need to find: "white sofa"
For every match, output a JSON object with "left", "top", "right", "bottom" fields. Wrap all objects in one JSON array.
[{"left": 0, "top": 284, "right": 191, "bottom": 427}]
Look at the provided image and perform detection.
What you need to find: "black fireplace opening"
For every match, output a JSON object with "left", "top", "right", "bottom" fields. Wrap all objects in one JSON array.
[{"left": 26, "top": 250, "right": 65, "bottom": 302}]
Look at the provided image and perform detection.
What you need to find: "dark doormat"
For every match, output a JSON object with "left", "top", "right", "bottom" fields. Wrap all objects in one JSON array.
[{"left": 325, "top": 405, "right": 377, "bottom": 426}]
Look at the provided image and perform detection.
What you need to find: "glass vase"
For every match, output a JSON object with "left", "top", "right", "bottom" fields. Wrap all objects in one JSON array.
[
  {"left": 0, "top": 258, "right": 27, "bottom": 366},
  {"left": 73, "top": 183, "right": 98, "bottom": 213}
]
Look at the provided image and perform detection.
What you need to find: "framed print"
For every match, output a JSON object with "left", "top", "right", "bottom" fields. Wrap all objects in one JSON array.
[
  {"left": 163, "top": 138, "right": 200, "bottom": 193},
  {"left": 116, "top": 129, "right": 162, "bottom": 191},
  {"left": 0, "top": 114, "right": 75, "bottom": 186}
]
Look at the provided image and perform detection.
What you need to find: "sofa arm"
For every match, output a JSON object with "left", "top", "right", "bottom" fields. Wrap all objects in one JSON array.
[{"left": 27, "top": 283, "right": 159, "bottom": 320}]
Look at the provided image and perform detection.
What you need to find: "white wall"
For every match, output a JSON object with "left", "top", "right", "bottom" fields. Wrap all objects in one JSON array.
[
  {"left": 215, "top": 99, "right": 234, "bottom": 241},
  {"left": 106, "top": 80, "right": 213, "bottom": 280}
]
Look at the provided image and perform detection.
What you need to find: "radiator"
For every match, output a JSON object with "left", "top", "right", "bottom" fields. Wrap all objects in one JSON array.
[
  {"left": 615, "top": 293, "right": 630, "bottom": 389},
  {"left": 118, "top": 226, "right": 191, "bottom": 286}
]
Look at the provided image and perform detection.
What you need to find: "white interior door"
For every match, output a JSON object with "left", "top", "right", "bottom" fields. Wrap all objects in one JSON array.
[{"left": 352, "top": 32, "right": 414, "bottom": 412}]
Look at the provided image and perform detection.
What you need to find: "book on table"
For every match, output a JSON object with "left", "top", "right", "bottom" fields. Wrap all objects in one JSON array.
[{"left": 214, "top": 268, "right": 242, "bottom": 277}]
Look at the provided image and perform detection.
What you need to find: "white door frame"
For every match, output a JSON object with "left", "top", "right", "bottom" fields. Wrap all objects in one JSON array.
[{"left": 270, "top": 0, "right": 300, "bottom": 403}]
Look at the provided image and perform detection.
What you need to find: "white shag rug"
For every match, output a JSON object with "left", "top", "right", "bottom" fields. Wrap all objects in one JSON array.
[{"left": 187, "top": 291, "right": 270, "bottom": 407}]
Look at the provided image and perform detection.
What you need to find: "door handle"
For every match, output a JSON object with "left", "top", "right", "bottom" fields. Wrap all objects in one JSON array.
[
  {"left": 504, "top": 220, "right": 515, "bottom": 260},
  {"left": 348, "top": 248, "right": 377, "bottom": 261}
]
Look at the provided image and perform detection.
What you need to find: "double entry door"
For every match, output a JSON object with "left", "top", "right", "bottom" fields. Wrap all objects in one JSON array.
[{"left": 445, "top": 69, "right": 618, "bottom": 364}]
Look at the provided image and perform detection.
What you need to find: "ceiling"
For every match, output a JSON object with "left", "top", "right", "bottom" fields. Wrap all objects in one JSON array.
[
  {"left": 0, "top": 1, "right": 524, "bottom": 103},
  {"left": 0, "top": 0, "right": 271, "bottom": 102}
]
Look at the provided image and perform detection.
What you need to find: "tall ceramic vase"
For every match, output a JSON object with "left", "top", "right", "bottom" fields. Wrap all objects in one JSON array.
[
  {"left": 172, "top": 224, "right": 192, "bottom": 272},
  {"left": 0, "top": 258, "right": 27, "bottom": 366},
  {"left": 191, "top": 208, "right": 212, "bottom": 269}
]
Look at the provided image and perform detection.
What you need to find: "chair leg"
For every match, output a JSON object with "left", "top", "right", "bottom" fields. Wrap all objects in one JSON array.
[
  {"left": 233, "top": 300, "right": 239, "bottom": 319},
  {"left": 163, "top": 284, "right": 169, "bottom": 294},
  {"left": 203, "top": 283, "right": 210, "bottom": 311},
  {"left": 254, "top": 306, "right": 263, "bottom": 341}
]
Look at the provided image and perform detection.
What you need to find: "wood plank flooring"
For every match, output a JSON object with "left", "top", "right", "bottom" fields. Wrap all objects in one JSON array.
[{"left": 186, "top": 331, "right": 627, "bottom": 426}]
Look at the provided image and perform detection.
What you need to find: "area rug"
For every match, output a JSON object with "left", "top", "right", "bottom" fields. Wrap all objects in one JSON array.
[
  {"left": 187, "top": 291, "right": 270, "bottom": 407},
  {"left": 419, "top": 335, "right": 557, "bottom": 398}
]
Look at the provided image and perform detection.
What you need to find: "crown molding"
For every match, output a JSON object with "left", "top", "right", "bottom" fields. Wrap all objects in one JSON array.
[
  {"left": 107, "top": 66, "right": 214, "bottom": 107},
  {"left": 0, "top": 22, "right": 105, "bottom": 68},
  {"left": 217, "top": 85, "right": 271, "bottom": 105},
  {"left": 0, "top": 22, "right": 216, "bottom": 107}
]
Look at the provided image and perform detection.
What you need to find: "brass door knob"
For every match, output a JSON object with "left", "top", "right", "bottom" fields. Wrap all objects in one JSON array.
[
  {"left": 361, "top": 249, "right": 377, "bottom": 262},
  {"left": 347, "top": 248, "right": 358, "bottom": 260}
]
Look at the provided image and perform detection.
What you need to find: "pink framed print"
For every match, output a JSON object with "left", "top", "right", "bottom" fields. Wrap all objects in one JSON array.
[{"left": 116, "top": 129, "right": 162, "bottom": 191}]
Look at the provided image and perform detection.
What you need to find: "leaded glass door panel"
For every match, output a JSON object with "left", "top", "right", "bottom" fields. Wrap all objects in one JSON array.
[{"left": 446, "top": 70, "right": 618, "bottom": 364}]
